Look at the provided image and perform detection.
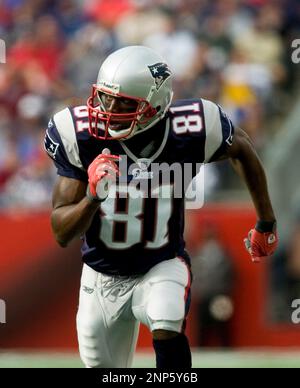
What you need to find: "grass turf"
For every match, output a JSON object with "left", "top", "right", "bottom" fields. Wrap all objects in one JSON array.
[{"left": 0, "top": 350, "right": 300, "bottom": 368}]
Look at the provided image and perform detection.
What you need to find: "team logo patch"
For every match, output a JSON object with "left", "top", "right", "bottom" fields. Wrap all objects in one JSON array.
[
  {"left": 44, "top": 130, "right": 59, "bottom": 159},
  {"left": 148, "top": 62, "right": 172, "bottom": 90}
]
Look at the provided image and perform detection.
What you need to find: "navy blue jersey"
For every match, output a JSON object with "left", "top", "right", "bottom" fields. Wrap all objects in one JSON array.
[{"left": 44, "top": 99, "right": 234, "bottom": 275}]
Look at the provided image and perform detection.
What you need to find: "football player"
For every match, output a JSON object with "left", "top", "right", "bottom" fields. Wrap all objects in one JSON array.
[{"left": 44, "top": 46, "right": 278, "bottom": 368}]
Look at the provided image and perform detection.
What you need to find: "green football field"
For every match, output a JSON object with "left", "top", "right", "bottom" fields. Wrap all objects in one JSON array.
[{"left": 0, "top": 350, "right": 300, "bottom": 368}]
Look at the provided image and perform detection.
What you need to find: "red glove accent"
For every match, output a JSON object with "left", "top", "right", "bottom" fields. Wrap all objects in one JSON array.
[
  {"left": 244, "top": 228, "right": 278, "bottom": 263},
  {"left": 87, "top": 148, "right": 120, "bottom": 199}
]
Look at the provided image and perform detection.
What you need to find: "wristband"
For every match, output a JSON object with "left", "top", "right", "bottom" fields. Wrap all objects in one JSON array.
[
  {"left": 86, "top": 186, "right": 104, "bottom": 204},
  {"left": 255, "top": 220, "right": 277, "bottom": 233}
]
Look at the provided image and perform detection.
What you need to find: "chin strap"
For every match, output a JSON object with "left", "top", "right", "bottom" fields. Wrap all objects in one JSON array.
[{"left": 132, "top": 93, "right": 174, "bottom": 138}]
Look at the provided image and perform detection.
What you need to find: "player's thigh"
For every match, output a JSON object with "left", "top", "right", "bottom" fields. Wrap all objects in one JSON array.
[
  {"left": 132, "top": 257, "right": 191, "bottom": 333},
  {"left": 76, "top": 265, "right": 139, "bottom": 368}
]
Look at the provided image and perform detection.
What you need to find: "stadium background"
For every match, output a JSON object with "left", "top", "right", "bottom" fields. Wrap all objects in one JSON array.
[{"left": 0, "top": 0, "right": 300, "bottom": 367}]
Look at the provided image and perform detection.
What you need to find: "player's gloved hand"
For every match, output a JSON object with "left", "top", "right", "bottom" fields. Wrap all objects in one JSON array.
[
  {"left": 86, "top": 148, "right": 120, "bottom": 202},
  {"left": 244, "top": 220, "right": 278, "bottom": 263}
]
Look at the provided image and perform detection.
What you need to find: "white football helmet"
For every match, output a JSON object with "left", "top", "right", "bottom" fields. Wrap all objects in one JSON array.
[{"left": 87, "top": 46, "right": 173, "bottom": 140}]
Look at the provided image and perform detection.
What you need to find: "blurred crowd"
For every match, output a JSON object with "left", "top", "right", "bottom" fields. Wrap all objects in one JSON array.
[
  {"left": 270, "top": 209, "right": 300, "bottom": 322},
  {"left": 0, "top": 0, "right": 299, "bottom": 209},
  {"left": 191, "top": 224, "right": 235, "bottom": 346}
]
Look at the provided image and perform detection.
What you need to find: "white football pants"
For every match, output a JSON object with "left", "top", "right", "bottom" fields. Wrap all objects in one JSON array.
[{"left": 76, "top": 257, "right": 191, "bottom": 368}]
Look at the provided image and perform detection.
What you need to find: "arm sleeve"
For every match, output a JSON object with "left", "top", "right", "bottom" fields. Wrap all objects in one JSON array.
[{"left": 44, "top": 118, "right": 88, "bottom": 182}]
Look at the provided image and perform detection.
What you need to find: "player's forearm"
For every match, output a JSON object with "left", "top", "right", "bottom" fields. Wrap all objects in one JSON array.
[
  {"left": 231, "top": 156, "right": 275, "bottom": 221},
  {"left": 228, "top": 129, "right": 275, "bottom": 222},
  {"left": 51, "top": 198, "right": 100, "bottom": 247}
]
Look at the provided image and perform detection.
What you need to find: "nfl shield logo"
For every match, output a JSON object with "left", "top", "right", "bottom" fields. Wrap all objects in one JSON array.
[{"left": 137, "top": 158, "right": 151, "bottom": 170}]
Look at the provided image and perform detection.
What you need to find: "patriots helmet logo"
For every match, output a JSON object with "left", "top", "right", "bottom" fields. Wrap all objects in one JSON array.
[{"left": 148, "top": 63, "right": 172, "bottom": 90}]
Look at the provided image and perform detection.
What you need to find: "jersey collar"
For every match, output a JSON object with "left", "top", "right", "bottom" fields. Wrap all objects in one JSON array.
[{"left": 119, "top": 118, "right": 170, "bottom": 163}]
